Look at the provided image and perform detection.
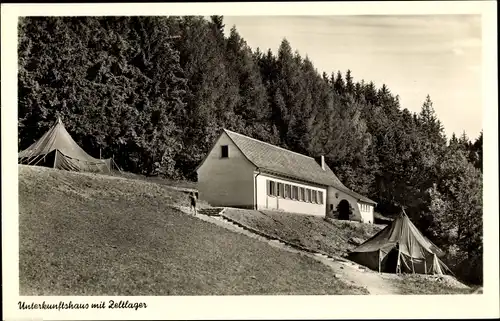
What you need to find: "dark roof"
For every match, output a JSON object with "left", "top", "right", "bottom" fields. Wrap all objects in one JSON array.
[{"left": 224, "top": 129, "right": 377, "bottom": 205}]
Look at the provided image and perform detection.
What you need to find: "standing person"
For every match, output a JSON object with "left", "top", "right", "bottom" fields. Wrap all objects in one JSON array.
[{"left": 190, "top": 192, "right": 197, "bottom": 215}]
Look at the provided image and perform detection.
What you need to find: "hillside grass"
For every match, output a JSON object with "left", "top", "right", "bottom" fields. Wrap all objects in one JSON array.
[
  {"left": 18, "top": 165, "right": 366, "bottom": 295},
  {"left": 391, "top": 275, "right": 472, "bottom": 295},
  {"left": 108, "top": 170, "right": 197, "bottom": 190},
  {"left": 222, "top": 208, "right": 471, "bottom": 295},
  {"left": 223, "top": 209, "right": 383, "bottom": 258}
]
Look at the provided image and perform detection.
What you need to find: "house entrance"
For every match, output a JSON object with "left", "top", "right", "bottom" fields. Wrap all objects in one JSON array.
[{"left": 337, "top": 199, "right": 352, "bottom": 220}]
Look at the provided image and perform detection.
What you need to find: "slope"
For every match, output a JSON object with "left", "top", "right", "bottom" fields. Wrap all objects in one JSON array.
[
  {"left": 18, "top": 165, "right": 366, "bottom": 295},
  {"left": 222, "top": 208, "right": 471, "bottom": 294}
]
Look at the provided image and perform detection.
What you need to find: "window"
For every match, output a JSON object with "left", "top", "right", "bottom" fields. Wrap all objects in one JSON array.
[
  {"left": 306, "top": 189, "right": 311, "bottom": 202},
  {"left": 221, "top": 145, "right": 229, "bottom": 158},
  {"left": 267, "top": 180, "right": 276, "bottom": 196},
  {"left": 335, "top": 192, "right": 339, "bottom": 199},
  {"left": 277, "top": 183, "right": 284, "bottom": 198},
  {"left": 292, "top": 186, "right": 298, "bottom": 200},
  {"left": 318, "top": 191, "right": 323, "bottom": 204},
  {"left": 284, "top": 184, "right": 291, "bottom": 199},
  {"left": 330, "top": 204, "right": 334, "bottom": 210},
  {"left": 312, "top": 190, "right": 317, "bottom": 203},
  {"left": 299, "top": 188, "right": 305, "bottom": 201}
]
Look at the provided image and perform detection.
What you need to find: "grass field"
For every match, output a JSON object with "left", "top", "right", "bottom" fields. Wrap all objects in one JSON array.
[
  {"left": 18, "top": 165, "right": 367, "bottom": 295},
  {"left": 223, "top": 208, "right": 383, "bottom": 258},
  {"left": 392, "top": 275, "right": 472, "bottom": 295},
  {"left": 222, "top": 208, "right": 472, "bottom": 294}
]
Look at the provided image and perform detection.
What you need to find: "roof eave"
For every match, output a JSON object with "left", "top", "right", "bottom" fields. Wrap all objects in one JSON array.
[{"left": 258, "top": 168, "right": 330, "bottom": 188}]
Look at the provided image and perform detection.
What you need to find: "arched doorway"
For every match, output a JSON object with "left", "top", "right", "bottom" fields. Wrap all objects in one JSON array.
[{"left": 337, "top": 199, "right": 352, "bottom": 220}]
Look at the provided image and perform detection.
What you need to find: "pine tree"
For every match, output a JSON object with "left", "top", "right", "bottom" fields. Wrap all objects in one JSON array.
[
  {"left": 345, "top": 69, "right": 355, "bottom": 95},
  {"left": 333, "top": 70, "right": 345, "bottom": 95}
]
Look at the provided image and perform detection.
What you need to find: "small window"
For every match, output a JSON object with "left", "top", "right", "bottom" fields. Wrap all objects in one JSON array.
[
  {"left": 267, "top": 180, "right": 276, "bottom": 196},
  {"left": 306, "top": 189, "right": 311, "bottom": 202},
  {"left": 318, "top": 191, "right": 323, "bottom": 204},
  {"left": 335, "top": 192, "right": 339, "bottom": 199},
  {"left": 299, "top": 188, "right": 305, "bottom": 201},
  {"left": 277, "top": 183, "right": 284, "bottom": 198},
  {"left": 221, "top": 145, "right": 229, "bottom": 158},
  {"left": 292, "top": 186, "right": 298, "bottom": 200},
  {"left": 284, "top": 184, "right": 291, "bottom": 199},
  {"left": 330, "top": 204, "right": 334, "bottom": 210},
  {"left": 312, "top": 190, "right": 317, "bottom": 203}
]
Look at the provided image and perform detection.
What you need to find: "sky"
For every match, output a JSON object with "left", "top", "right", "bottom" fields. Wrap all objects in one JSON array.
[{"left": 223, "top": 15, "right": 482, "bottom": 140}]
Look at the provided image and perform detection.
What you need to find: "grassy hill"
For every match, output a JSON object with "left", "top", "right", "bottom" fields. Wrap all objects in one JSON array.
[
  {"left": 18, "top": 165, "right": 366, "bottom": 295},
  {"left": 223, "top": 208, "right": 383, "bottom": 258},
  {"left": 222, "top": 209, "right": 472, "bottom": 294}
]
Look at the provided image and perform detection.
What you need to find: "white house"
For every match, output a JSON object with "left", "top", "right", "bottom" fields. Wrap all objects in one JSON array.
[{"left": 196, "top": 129, "right": 377, "bottom": 223}]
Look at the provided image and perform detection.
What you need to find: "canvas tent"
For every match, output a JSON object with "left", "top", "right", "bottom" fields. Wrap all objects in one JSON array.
[
  {"left": 348, "top": 209, "right": 452, "bottom": 275},
  {"left": 18, "top": 117, "right": 119, "bottom": 173}
]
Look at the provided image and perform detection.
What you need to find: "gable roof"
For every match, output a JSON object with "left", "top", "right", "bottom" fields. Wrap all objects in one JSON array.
[{"left": 223, "top": 129, "right": 377, "bottom": 205}]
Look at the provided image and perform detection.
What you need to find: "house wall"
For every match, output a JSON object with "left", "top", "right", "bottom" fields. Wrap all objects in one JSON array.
[
  {"left": 197, "top": 132, "right": 255, "bottom": 208},
  {"left": 255, "top": 173, "right": 327, "bottom": 216},
  {"left": 326, "top": 186, "right": 374, "bottom": 223},
  {"left": 357, "top": 202, "right": 374, "bottom": 224}
]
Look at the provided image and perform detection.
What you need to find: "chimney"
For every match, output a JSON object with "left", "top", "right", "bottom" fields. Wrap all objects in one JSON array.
[{"left": 321, "top": 155, "right": 325, "bottom": 171}]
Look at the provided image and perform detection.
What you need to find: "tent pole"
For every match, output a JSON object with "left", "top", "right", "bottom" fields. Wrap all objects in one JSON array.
[
  {"left": 53, "top": 150, "right": 57, "bottom": 168},
  {"left": 411, "top": 257, "right": 415, "bottom": 274},
  {"left": 424, "top": 258, "right": 427, "bottom": 274},
  {"left": 378, "top": 249, "right": 381, "bottom": 273},
  {"left": 397, "top": 249, "right": 401, "bottom": 274},
  {"left": 113, "top": 157, "right": 122, "bottom": 173}
]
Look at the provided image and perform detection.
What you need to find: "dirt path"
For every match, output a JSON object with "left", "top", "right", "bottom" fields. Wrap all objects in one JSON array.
[
  {"left": 178, "top": 206, "right": 399, "bottom": 295},
  {"left": 330, "top": 260, "right": 398, "bottom": 295}
]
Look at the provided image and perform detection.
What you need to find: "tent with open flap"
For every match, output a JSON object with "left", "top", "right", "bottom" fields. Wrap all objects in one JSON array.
[
  {"left": 18, "top": 117, "right": 120, "bottom": 173},
  {"left": 348, "top": 209, "right": 452, "bottom": 275}
]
